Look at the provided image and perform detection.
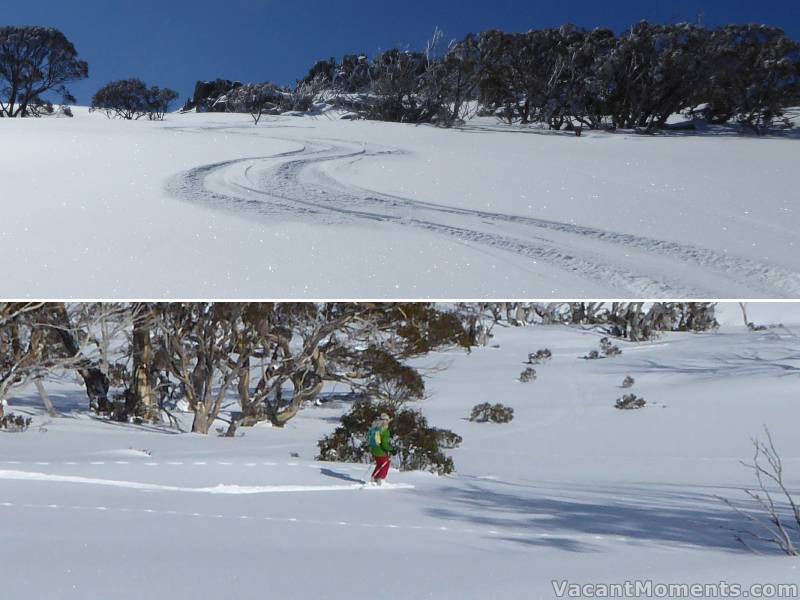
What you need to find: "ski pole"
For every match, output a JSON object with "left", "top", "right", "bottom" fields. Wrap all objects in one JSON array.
[{"left": 362, "top": 461, "right": 374, "bottom": 483}]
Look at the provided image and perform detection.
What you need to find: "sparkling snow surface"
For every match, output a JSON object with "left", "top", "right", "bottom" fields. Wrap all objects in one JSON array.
[{"left": 1, "top": 109, "right": 798, "bottom": 297}]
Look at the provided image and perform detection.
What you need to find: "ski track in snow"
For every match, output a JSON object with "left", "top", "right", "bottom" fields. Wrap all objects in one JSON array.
[
  {"left": 0, "top": 466, "right": 632, "bottom": 547},
  {"left": 0, "top": 469, "right": 413, "bottom": 494},
  {"left": 165, "top": 131, "right": 800, "bottom": 298},
  {"left": 2, "top": 460, "right": 371, "bottom": 469},
  {"left": 0, "top": 498, "right": 642, "bottom": 546}
]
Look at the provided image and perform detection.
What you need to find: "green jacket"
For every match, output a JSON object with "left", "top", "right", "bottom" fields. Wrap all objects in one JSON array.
[{"left": 369, "top": 425, "right": 392, "bottom": 457}]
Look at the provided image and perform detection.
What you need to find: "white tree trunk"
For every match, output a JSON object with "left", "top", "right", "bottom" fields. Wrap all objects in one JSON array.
[{"left": 35, "top": 378, "right": 58, "bottom": 418}]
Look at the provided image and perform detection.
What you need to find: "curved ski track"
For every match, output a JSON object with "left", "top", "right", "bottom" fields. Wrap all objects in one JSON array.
[{"left": 166, "top": 136, "right": 800, "bottom": 297}]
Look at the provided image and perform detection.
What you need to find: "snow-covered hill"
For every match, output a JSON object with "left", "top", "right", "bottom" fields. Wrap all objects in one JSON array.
[
  {"left": 1, "top": 109, "right": 798, "bottom": 298},
  {"left": 1, "top": 303, "right": 799, "bottom": 599}
]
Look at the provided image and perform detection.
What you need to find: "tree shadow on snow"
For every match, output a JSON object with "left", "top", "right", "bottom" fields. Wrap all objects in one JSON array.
[
  {"left": 630, "top": 351, "right": 800, "bottom": 382},
  {"left": 6, "top": 389, "right": 86, "bottom": 416},
  {"left": 426, "top": 481, "right": 781, "bottom": 553}
]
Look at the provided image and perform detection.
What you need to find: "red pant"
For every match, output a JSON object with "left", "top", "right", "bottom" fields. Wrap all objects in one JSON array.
[{"left": 372, "top": 455, "right": 391, "bottom": 480}]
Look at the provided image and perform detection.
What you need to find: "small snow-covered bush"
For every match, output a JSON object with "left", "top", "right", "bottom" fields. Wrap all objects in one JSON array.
[
  {"left": 519, "top": 367, "right": 537, "bottom": 383},
  {"left": 436, "top": 429, "right": 463, "bottom": 449},
  {"left": 469, "top": 403, "right": 514, "bottom": 423},
  {"left": 622, "top": 375, "right": 635, "bottom": 388},
  {"left": 527, "top": 349, "right": 552, "bottom": 364},
  {"left": 317, "top": 400, "right": 458, "bottom": 475},
  {"left": 0, "top": 413, "right": 32, "bottom": 432},
  {"left": 615, "top": 394, "right": 646, "bottom": 410},
  {"left": 600, "top": 337, "right": 622, "bottom": 357},
  {"left": 584, "top": 338, "right": 622, "bottom": 359}
]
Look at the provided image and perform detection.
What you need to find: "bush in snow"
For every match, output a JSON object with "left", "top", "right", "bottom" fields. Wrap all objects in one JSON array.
[
  {"left": 469, "top": 402, "right": 514, "bottom": 423},
  {"left": 225, "top": 82, "right": 288, "bottom": 124},
  {"left": 435, "top": 428, "right": 463, "bottom": 449},
  {"left": 527, "top": 349, "right": 552, "bottom": 364},
  {"left": 600, "top": 337, "right": 622, "bottom": 357},
  {"left": 317, "top": 399, "right": 458, "bottom": 475},
  {"left": 578, "top": 337, "right": 620, "bottom": 359},
  {"left": 614, "top": 394, "right": 646, "bottom": 410},
  {"left": 91, "top": 79, "right": 178, "bottom": 120},
  {"left": 621, "top": 375, "right": 635, "bottom": 388},
  {"left": 0, "top": 413, "right": 32, "bottom": 432},
  {"left": 518, "top": 367, "right": 537, "bottom": 383}
]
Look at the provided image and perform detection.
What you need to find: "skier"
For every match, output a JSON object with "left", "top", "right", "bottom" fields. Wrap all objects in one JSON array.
[{"left": 368, "top": 413, "right": 392, "bottom": 485}]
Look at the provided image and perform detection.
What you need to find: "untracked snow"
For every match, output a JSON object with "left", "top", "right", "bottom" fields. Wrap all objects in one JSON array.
[
  {"left": 1, "top": 303, "right": 799, "bottom": 598},
  {"left": 1, "top": 109, "right": 798, "bottom": 297}
]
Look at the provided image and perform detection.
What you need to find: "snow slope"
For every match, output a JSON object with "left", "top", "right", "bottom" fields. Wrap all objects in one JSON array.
[
  {"left": 1, "top": 109, "right": 798, "bottom": 298},
  {"left": 1, "top": 303, "right": 799, "bottom": 599}
]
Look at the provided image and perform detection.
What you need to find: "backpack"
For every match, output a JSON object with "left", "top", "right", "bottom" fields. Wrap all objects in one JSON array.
[{"left": 368, "top": 425, "right": 382, "bottom": 452}]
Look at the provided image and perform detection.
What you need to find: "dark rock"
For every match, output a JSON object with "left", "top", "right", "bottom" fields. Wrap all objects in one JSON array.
[{"left": 191, "top": 79, "right": 243, "bottom": 112}]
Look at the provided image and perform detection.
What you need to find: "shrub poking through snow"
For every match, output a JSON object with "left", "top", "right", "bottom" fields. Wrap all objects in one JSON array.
[
  {"left": 317, "top": 399, "right": 458, "bottom": 475},
  {"left": 622, "top": 375, "right": 635, "bottom": 388},
  {"left": 435, "top": 429, "right": 464, "bottom": 449},
  {"left": 0, "top": 413, "right": 32, "bottom": 432},
  {"left": 722, "top": 427, "right": 800, "bottom": 556},
  {"left": 527, "top": 349, "right": 552, "bottom": 364},
  {"left": 600, "top": 337, "right": 622, "bottom": 357},
  {"left": 615, "top": 394, "right": 646, "bottom": 410},
  {"left": 519, "top": 367, "right": 537, "bottom": 383},
  {"left": 469, "top": 403, "right": 514, "bottom": 423},
  {"left": 583, "top": 339, "right": 622, "bottom": 359}
]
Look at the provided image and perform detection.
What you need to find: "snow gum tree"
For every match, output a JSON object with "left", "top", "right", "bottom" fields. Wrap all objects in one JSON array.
[
  {"left": 0, "top": 303, "right": 118, "bottom": 417},
  {"left": 703, "top": 25, "right": 800, "bottom": 132},
  {"left": 225, "top": 82, "right": 287, "bottom": 124},
  {"left": 288, "top": 21, "right": 799, "bottom": 132},
  {"left": 230, "top": 303, "right": 468, "bottom": 429},
  {"left": 143, "top": 303, "right": 454, "bottom": 433},
  {"left": 92, "top": 79, "right": 178, "bottom": 120},
  {"left": 0, "top": 26, "right": 88, "bottom": 117},
  {"left": 149, "top": 303, "right": 252, "bottom": 434}
]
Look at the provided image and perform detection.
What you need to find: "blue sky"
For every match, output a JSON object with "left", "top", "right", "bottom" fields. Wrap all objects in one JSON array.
[{"left": 7, "top": 0, "right": 800, "bottom": 105}]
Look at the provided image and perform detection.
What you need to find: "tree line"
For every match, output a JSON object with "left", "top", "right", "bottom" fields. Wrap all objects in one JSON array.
[
  {"left": 2, "top": 22, "right": 799, "bottom": 133},
  {"left": 292, "top": 23, "right": 800, "bottom": 132},
  {"left": 0, "top": 303, "right": 469, "bottom": 434},
  {"left": 1, "top": 302, "right": 717, "bottom": 434}
]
